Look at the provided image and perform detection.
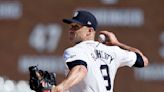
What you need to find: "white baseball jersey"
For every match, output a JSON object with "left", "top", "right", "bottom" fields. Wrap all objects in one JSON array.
[{"left": 63, "top": 40, "right": 137, "bottom": 92}]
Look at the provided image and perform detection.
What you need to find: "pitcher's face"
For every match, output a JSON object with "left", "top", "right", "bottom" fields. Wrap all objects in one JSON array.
[{"left": 68, "top": 23, "right": 89, "bottom": 43}]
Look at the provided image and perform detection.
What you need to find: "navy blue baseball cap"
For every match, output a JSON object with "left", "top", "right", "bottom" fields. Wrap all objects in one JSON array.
[{"left": 63, "top": 10, "right": 98, "bottom": 30}]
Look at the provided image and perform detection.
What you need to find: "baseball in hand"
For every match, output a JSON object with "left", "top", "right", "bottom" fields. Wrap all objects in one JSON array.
[{"left": 98, "top": 34, "right": 106, "bottom": 43}]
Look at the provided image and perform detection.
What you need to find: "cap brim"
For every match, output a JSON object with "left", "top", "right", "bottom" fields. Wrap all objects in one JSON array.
[{"left": 63, "top": 19, "right": 83, "bottom": 25}]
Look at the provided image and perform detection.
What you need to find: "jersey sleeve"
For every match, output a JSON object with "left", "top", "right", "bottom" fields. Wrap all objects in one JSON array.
[
  {"left": 114, "top": 46, "right": 137, "bottom": 67},
  {"left": 63, "top": 47, "right": 89, "bottom": 69}
]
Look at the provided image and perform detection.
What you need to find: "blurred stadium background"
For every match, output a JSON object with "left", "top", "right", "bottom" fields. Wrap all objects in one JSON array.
[{"left": 0, "top": 0, "right": 164, "bottom": 92}]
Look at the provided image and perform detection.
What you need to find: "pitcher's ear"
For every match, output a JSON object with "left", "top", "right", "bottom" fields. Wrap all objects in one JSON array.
[
  {"left": 88, "top": 27, "right": 94, "bottom": 32},
  {"left": 86, "top": 28, "right": 94, "bottom": 36}
]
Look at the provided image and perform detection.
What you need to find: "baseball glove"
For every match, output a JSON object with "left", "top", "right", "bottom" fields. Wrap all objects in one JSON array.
[{"left": 29, "top": 66, "right": 56, "bottom": 92}]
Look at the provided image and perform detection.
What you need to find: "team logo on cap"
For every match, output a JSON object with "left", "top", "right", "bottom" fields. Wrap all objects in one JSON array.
[
  {"left": 73, "top": 11, "right": 79, "bottom": 17},
  {"left": 87, "top": 21, "right": 92, "bottom": 25}
]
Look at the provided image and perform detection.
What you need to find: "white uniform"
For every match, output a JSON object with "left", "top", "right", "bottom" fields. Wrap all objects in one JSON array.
[{"left": 63, "top": 40, "right": 137, "bottom": 92}]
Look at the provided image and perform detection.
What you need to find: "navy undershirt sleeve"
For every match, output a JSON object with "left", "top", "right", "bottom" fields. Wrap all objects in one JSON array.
[
  {"left": 133, "top": 52, "right": 144, "bottom": 67},
  {"left": 66, "top": 60, "right": 87, "bottom": 70}
]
